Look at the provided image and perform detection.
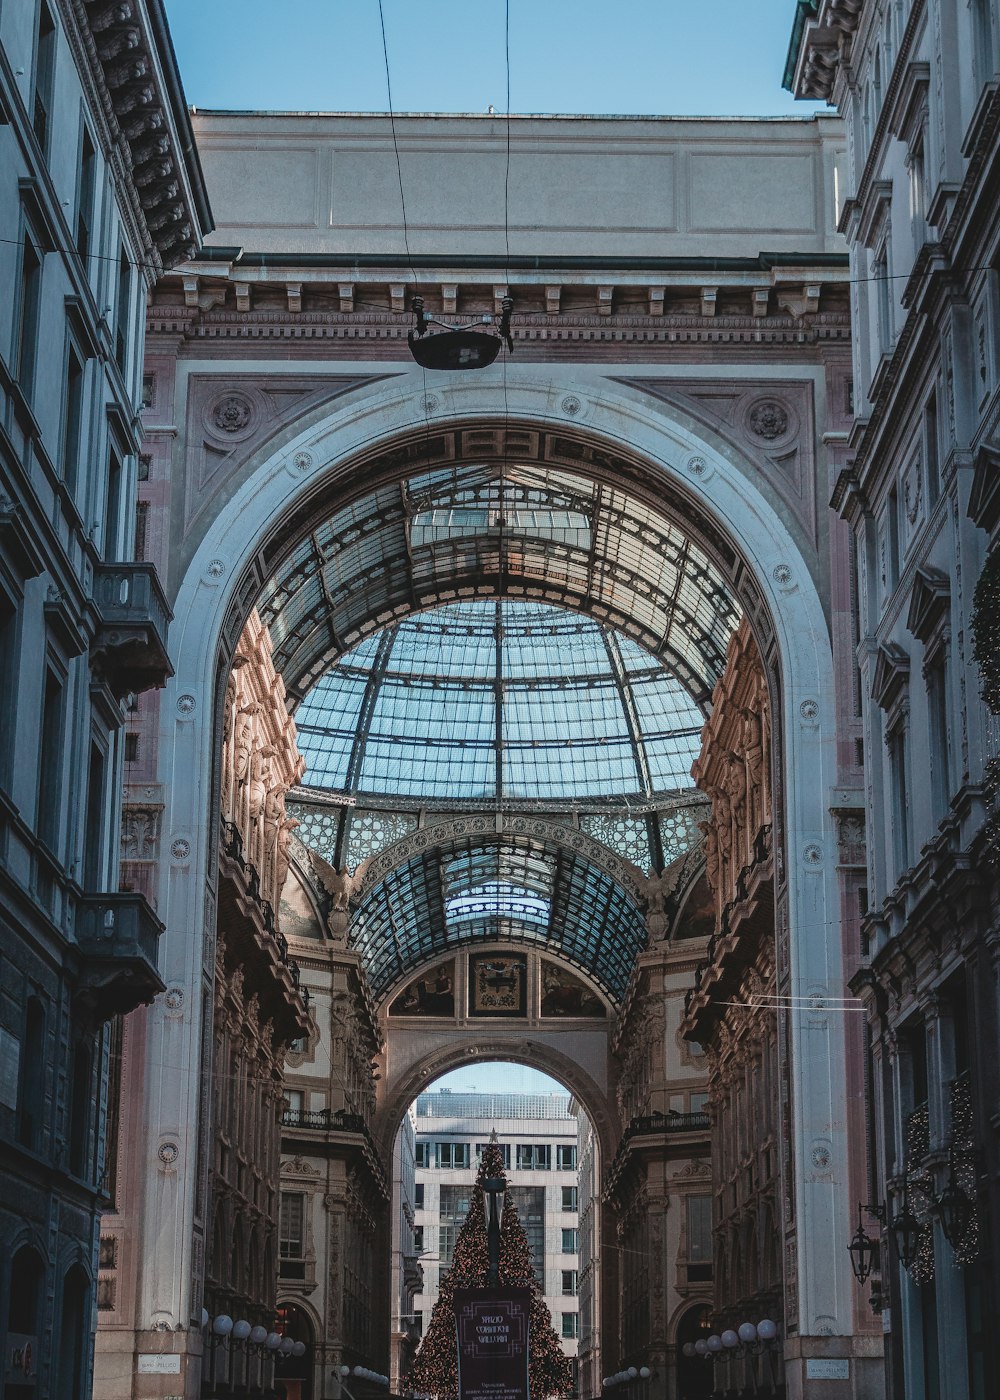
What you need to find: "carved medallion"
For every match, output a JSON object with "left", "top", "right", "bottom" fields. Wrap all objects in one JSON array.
[{"left": 746, "top": 399, "right": 789, "bottom": 440}]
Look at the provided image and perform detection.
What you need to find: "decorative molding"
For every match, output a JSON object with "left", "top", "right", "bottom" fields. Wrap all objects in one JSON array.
[
  {"left": 871, "top": 642, "right": 910, "bottom": 712},
  {"left": 905, "top": 566, "right": 950, "bottom": 643}
]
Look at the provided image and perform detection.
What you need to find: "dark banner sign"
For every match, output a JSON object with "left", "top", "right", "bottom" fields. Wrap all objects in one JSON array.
[{"left": 454, "top": 1287, "right": 531, "bottom": 1400}]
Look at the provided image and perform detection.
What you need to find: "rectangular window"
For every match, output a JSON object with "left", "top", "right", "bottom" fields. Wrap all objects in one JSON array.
[
  {"left": 76, "top": 124, "right": 96, "bottom": 261},
  {"left": 561, "top": 1228, "right": 578, "bottom": 1253},
  {"left": 516, "top": 1144, "right": 551, "bottom": 1170},
  {"left": 439, "top": 1224, "right": 458, "bottom": 1266},
  {"left": 414, "top": 1183, "right": 424, "bottom": 1209},
  {"left": 562, "top": 1312, "right": 579, "bottom": 1339},
  {"left": 561, "top": 1186, "right": 578, "bottom": 1212},
  {"left": 556, "top": 1144, "right": 577, "bottom": 1170},
  {"left": 14, "top": 234, "right": 43, "bottom": 400},
  {"left": 283, "top": 1089, "right": 303, "bottom": 1119},
  {"left": 690, "top": 1092, "right": 709, "bottom": 1114},
  {"left": 561, "top": 1270, "right": 578, "bottom": 1296},
  {"left": 439, "top": 1184, "right": 473, "bottom": 1223},
  {"left": 874, "top": 242, "right": 892, "bottom": 353},
  {"left": 105, "top": 443, "right": 123, "bottom": 559},
  {"left": 925, "top": 392, "right": 940, "bottom": 507},
  {"left": 415, "top": 1142, "right": 429, "bottom": 1168},
  {"left": 413, "top": 1225, "right": 423, "bottom": 1252},
  {"left": 886, "top": 487, "right": 901, "bottom": 592},
  {"left": 0, "top": 592, "right": 18, "bottom": 791},
  {"left": 476, "top": 1141, "right": 511, "bottom": 1168},
  {"left": 279, "top": 1191, "right": 304, "bottom": 1258},
  {"left": 115, "top": 248, "right": 131, "bottom": 374},
  {"left": 928, "top": 659, "right": 951, "bottom": 819},
  {"left": 134, "top": 500, "right": 149, "bottom": 561},
  {"left": 62, "top": 342, "right": 85, "bottom": 490},
  {"left": 888, "top": 726, "right": 910, "bottom": 872},
  {"left": 437, "top": 1141, "right": 470, "bottom": 1169},
  {"left": 686, "top": 1195, "right": 713, "bottom": 1263},
  {"left": 82, "top": 742, "right": 105, "bottom": 890},
  {"left": 413, "top": 1311, "right": 422, "bottom": 1337},
  {"left": 507, "top": 1186, "right": 545, "bottom": 1273},
  {"left": 37, "top": 667, "right": 64, "bottom": 852},
  {"left": 32, "top": 2, "right": 56, "bottom": 157}
]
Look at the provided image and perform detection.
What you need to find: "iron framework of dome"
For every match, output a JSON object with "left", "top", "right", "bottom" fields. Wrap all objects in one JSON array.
[
  {"left": 351, "top": 834, "right": 648, "bottom": 1001},
  {"left": 293, "top": 600, "right": 708, "bottom": 805},
  {"left": 258, "top": 457, "right": 742, "bottom": 706}
]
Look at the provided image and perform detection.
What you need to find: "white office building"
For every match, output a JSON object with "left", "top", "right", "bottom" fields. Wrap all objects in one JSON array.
[{"left": 410, "top": 1090, "right": 582, "bottom": 1381}]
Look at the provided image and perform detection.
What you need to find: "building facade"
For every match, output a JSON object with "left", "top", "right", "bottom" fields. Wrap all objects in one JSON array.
[
  {"left": 788, "top": 3, "right": 1000, "bottom": 1398},
  {"left": 407, "top": 1090, "right": 582, "bottom": 1384},
  {"left": 38, "top": 96, "right": 878, "bottom": 1400},
  {"left": 0, "top": 0, "right": 209, "bottom": 1396}
]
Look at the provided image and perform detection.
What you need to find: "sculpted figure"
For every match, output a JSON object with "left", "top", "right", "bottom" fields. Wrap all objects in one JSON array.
[
  {"left": 699, "top": 820, "right": 720, "bottom": 893},
  {"left": 234, "top": 704, "right": 258, "bottom": 784},
  {"left": 275, "top": 818, "right": 298, "bottom": 895}
]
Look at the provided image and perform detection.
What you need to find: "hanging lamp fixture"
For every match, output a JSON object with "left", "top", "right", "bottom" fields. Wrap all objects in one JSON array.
[{"left": 407, "top": 294, "right": 514, "bottom": 370}]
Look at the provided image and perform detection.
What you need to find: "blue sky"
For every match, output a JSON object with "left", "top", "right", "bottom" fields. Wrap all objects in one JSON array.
[
  {"left": 164, "top": 1, "right": 826, "bottom": 118},
  {"left": 429, "top": 1064, "right": 568, "bottom": 1095}
]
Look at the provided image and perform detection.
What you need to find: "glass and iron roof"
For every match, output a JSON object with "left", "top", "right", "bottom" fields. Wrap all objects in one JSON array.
[
  {"left": 259, "top": 461, "right": 741, "bottom": 705},
  {"left": 352, "top": 835, "right": 647, "bottom": 1000},
  {"left": 293, "top": 599, "right": 707, "bottom": 803}
]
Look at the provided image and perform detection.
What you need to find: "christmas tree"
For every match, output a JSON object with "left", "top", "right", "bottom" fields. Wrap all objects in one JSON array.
[{"left": 408, "top": 1137, "right": 574, "bottom": 1400}]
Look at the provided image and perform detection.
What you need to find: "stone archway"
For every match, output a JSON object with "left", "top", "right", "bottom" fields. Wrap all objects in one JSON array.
[
  {"left": 138, "top": 368, "right": 850, "bottom": 1369},
  {"left": 375, "top": 1041, "right": 618, "bottom": 1398}
]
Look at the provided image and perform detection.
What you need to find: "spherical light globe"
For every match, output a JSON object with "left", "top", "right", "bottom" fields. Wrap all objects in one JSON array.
[
  {"left": 292, "top": 1341, "right": 306, "bottom": 1357},
  {"left": 757, "top": 1319, "right": 777, "bottom": 1342},
  {"left": 738, "top": 1322, "right": 757, "bottom": 1344},
  {"left": 280, "top": 1337, "right": 295, "bottom": 1355},
  {"left": 721, "top": 1330, "right": 739, "bottom": 1350},
  {"left": 200, "top": 1309, "right": 209, "bottom": 1329},
  {"left": 707, "top": 1335, "right": 723, "bottom": 1353},
  {"left": 266, "top": 1332, "right": 282, "bottom": 1351},
  {"left": 627, "top": 1368, "right": 638, "bottom": 1379},
  {"left": 340, "top": 1365, "right": 352, "bottom": 1377},
  {"left": 250, "top": 1326, "right": 268, "bottom": 1346},
  {"left": 212, "top": 1315, "right": 233, "bottom": 1337},
  {"left": 694, "top": 1340, "right": 709, "bottom": 1357},
  {"left": 232, "top": 1320, "right": 251, "bottom": 1341},
  {"left": 638, "top": 1366, "right": 652, "bottom": 1379}
]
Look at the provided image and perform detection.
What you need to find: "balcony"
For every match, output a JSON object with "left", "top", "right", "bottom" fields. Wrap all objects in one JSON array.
[
  {"left": 91, "top": 562, "right": 173, "bottom": 696},
  {"left": 76, "top": 893, "right": 165, "bottom": 1019}
]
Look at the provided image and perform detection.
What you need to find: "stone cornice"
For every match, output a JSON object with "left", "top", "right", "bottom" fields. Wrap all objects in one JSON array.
[
  {"left": 146, "top": 306, "right": 850, "bottom": 354},
  {"left": 66, "top": 0, "right": 213, "bottom": 275}
]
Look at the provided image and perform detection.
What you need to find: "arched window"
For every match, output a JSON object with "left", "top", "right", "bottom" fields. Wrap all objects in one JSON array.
[
  {"left": 8, "top": 1244, "right": 44, "bottom": 1333},
  {"left": 57, "top": 1265, "right": 90, "bottom": 1400},
  {"left": 17, "top": 997, "right": 46, "bottom": 1148}
]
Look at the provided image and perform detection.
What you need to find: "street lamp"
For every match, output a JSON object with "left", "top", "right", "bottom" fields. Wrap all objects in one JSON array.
[
  {"left": 847, "top": 1202, "right": 882, "bottom": 1284},
  {"left": 889, "top": 1194, "right": 921, "bottom": 1271},
  {"left": 936, "top": 1152, "right": 975, "bottom": 1248}
]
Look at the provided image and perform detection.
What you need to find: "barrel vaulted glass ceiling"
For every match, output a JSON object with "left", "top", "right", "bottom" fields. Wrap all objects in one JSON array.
[
  {"left": 259, "top": 461, "right": 741, "bottom": 706},
  {"left": 294, "top": 600, "right": 707, "bottom": 803},
  {"left": 353, "top": 835, "right": 647, "bottom": 1000}
]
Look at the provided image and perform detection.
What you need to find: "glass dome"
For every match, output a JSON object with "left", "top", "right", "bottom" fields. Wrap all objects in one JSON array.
[{"left": 294, "top": 599, "right": 706, "bottom": 803}]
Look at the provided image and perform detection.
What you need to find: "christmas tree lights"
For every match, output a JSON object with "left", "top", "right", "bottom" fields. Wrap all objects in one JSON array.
[{"left": 409, "top": 1137, "right": 574, "bottom": 1400}]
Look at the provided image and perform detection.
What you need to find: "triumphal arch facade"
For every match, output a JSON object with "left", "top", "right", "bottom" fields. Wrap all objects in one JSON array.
[{"left": 96, "top": 112, "right": 881, "bottom": 1400}]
